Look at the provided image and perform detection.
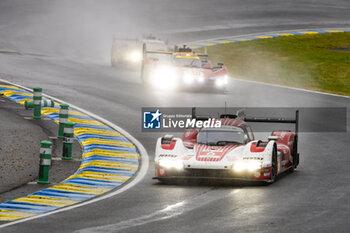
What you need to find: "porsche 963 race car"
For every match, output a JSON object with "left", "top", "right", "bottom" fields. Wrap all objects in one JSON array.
[
  {"left": 141, "top": 45, "right": 228, "bottom": 91},
  {"left": 153, "top": 109, "right": 300, "bottom": 183}
]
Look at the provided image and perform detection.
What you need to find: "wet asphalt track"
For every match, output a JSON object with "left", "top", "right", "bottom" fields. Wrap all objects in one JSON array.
[{"left": 0, "top": 0, "right": 350, "bottom": 232}]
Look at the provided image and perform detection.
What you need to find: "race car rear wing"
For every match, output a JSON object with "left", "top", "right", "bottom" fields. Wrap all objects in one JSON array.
[
  {"left": 191, "top": 107, "right": 299, "bottom": 135},
  {"left": 244, "top": 110, "right": 299, "bottom": 136}
]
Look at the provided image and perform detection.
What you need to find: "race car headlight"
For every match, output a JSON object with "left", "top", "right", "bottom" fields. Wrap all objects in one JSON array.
[
  {"left": 184, "top": 73, "right": 194, "bottom": 85},
  {"left": 128, "top": 50, "right": 142, "bottom": 62},
  {"left": 215, "top": 78, "right": 224, "bottom": 87},
  {"left": 152, "top": 66, "right": 178, "bottom": 89},
  {"left": 198, "top": 73, "right": 205, "bottom": 83},
  {"left": 224, "top": 75, "right": 229, "bottom": 84},
  {"left": 159, "top": 159, "right": 183, "bottom": 170},
  {"left": 215, "top": 75, "right": 228, "bottom": 87},
  {"left": 233, "top": 161, "right": 261, "bottom": 172},
  {"left": 233, "top": 161, "right": 245, "bottom": 172},
  {"left": 247, "top": 161, "right": 262, "bottom": 171}
]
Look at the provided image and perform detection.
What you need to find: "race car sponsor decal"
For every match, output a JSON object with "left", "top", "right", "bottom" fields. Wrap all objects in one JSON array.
[
  {"left": 243, "top": 157, "right": 264, "bottom": 160},
  {"left": 195, "top": 144, "right": 240, "bottom": 162},
  {"left": 159, "top": 154, "right": 178, "bottom": 158}
]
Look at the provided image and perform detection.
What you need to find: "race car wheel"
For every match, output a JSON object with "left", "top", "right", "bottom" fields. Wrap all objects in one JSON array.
[
  {"left": 268, "top": 145, "right": 278, "bottom": 183},
  {"left": 293, "top": 135, "right": 299, "bottom": 168},
  {"left": 290, "top": 135, "right": 299, "bottom": 172}
]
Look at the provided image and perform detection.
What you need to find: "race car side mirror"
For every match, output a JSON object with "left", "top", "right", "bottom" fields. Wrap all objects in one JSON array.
[{"left": 217, "top": 62, "right": 224, "bottom": 67}]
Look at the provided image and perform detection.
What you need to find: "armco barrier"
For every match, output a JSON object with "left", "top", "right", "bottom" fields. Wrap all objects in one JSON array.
[{"left": 0, "top": 84, "right": 140, "bottom": 221}]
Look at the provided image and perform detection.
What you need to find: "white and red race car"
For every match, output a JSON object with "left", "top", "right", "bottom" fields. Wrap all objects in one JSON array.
[
  {"left": 153, "top": 109, "right": 300, "bottom": 183},
  {"left": 141, "top": 46, "right": 228, "bottom": 91}
]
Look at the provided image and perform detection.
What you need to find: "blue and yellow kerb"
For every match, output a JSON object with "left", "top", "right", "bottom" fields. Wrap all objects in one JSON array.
[
  {"left": 0, "top": 84, "right": 140, "bottom": 221},
  {"left": 187, "top": 29, "right": 350, "bottom": 49}
]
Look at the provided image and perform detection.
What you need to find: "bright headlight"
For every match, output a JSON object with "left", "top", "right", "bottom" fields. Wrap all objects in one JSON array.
[
  {"left": 128, "top": 50, "right": 142, "bottom": 62},
  {"left": 198, "top": 73, "right": 204, "bottom": 83},
  {"left": 215, "top": 78, "right": 224, "bottom": 87},
  {"left": 233, "top": 161, "right": 261, "bottom": 172},
  {"left": 233, "top": 161, "right": 245, "bottom": 172},
  {"left": 247, "top": 161, "right": 261, "bottom": 171},
  {"left": 159, "top": 159, "right": 183, "bottom": 169},
  {"left": 224, "top": 75, "right": 229, "bottom": 84},
  {"left": 151, "top": 66, "right": 178, "bottom": 89},
  {"left": 184, "top": 73, "right": 194, "bottom": 85}
]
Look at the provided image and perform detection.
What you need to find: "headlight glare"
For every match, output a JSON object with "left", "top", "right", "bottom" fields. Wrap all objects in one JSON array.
[
  {"left": 128, "top": 50, "right": 142, "bottom": 62},
  {"left": 159, "top": 159, "right": 183, "bottom": 170},
  {"left": 233, "top": 161, "right": 245, "bottom": 172},
  {"left": 233, "top": 161, "right": 261, "bottom": 172},
  {"left": 151, "top": 66, "right": 178, "bottom": 89}
]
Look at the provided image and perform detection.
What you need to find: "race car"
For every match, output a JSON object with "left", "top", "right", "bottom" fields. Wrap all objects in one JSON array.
[
  {"left": 153, "top": 109, "right": 300, "bottom": 183},
  {"left": 141, "top": 45, "right": 228, "bottom": 91},
  {"left": 111, "top": 34, "right": 168, "bottom": 68}
]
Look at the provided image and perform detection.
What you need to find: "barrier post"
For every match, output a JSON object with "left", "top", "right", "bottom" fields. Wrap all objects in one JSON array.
[
  {"left": 33, "top": 87, "right": 42, "bottom": 119},
  {"left": 37, "top": 140, "right": 52, "bottom": 184},
  {"left": 25, "top": 99, "right": 55, "bottom": 110},
  {"left": 62, "top": 121, "right": 75, "bottom": 160},
  {"left": 58, "top": 103, "right": 69, "bottom": 138}
]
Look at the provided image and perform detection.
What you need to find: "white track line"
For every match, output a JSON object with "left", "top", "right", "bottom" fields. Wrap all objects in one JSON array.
[
  {"left": 0, "top": 78, "right": 149, "bottom": 229},
  {"left": 183, "top": 27, "right": 350, "bottom": 44},
  {"left": 233, "top": 78, "right": 350, "bottom": 99}
]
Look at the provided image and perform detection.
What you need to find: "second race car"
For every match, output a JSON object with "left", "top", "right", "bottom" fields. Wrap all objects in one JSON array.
[{"left": 141, "top": 45, "right": 228, "bottom": 91}]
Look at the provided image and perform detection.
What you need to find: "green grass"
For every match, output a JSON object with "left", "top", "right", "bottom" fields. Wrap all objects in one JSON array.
[{"left": 203, "top": 32, "right": 350, "bottom": 96}]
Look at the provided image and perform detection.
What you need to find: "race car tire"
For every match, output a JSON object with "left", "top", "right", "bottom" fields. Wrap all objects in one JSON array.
[
  {"left": 267, "top": 145, "right": 278, "bottom": 183},
  {"left": 291, "top": 135, "right": 299, "bottom": 172}
]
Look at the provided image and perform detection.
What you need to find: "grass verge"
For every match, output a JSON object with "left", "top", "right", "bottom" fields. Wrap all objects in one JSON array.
[{"left": 203, "top": 32, "right": 350, "bottom": 96}]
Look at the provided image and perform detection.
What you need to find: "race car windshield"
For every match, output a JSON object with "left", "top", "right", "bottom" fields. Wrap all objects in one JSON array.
[
  {"left": 174, "top": 57, "right": 202, "bottom": 68},
  {"left": 196, "top": 128, "right": 247, "bottom": 145}
]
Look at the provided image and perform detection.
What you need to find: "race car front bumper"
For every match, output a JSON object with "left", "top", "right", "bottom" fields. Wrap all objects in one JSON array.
[{"left": 153, "top": 167, "right": 273, "bottom": 182}]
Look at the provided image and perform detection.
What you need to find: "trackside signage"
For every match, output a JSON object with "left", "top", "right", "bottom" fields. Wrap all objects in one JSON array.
[
  {"left": 141, "top": 107, "right": 347, "bottom": 132},
  {"left": 142, "top": 108, "right": 221, "bottom": 132}
]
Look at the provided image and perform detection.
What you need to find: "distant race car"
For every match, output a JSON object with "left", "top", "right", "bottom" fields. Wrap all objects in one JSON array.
[
  {"left": 153, "top": 109, "right": 300, "bottom": 183},
  {"left": 111, "top": 35, "right": 168, "bottom": 68},
  {"left": 141, "top": 45, "right": 228, "bottom": 91}
]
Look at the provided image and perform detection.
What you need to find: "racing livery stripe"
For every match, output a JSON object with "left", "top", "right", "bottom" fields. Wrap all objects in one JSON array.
[{"left": 0, "top": 85, "right": 140, "bottom": 222}]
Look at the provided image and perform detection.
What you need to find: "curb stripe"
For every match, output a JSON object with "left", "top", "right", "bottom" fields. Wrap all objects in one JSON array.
[
  {"left": 186, "top": 29, "right": 350, "bottom": 49},
  {"left": 0, "top": 84, "right": 142, "bottom": 222}
]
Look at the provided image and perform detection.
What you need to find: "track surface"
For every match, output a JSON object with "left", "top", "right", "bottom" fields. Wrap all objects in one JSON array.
[{"left": 0, "top": 0, "right": 349, "bottom": 232}]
